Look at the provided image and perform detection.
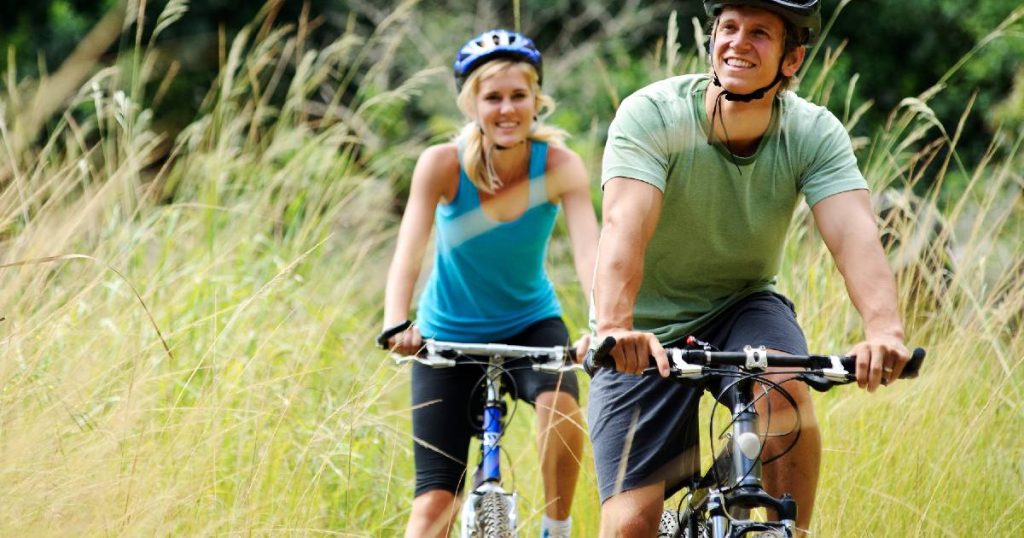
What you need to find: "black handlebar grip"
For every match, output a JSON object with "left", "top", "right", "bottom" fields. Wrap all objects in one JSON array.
[
  {"left": 840, "top": 346, "right": 927, "bottom": 380},
  {"left": 375, "top": 319, "right": 413, "bottom": 349},
  {"left": 901, "top": 347, "right": 927, "bottom": 379},
  {"left": 582, "top": 336, "right": 618, "bottom": 376}
]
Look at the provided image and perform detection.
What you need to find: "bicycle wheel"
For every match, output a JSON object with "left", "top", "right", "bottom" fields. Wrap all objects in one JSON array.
[
  {"left": 477, "top": 491, "right": 514, "bottom": 538},
  {"left": 658, "top": 509, "right": 684, "bottom": 537}
]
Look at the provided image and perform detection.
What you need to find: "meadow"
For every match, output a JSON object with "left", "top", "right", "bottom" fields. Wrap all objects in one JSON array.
[{"left": 1, "top": 1, "right": 1022, "bottom": 536}]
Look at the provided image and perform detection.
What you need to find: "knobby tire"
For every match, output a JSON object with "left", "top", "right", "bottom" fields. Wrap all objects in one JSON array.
[{"left": 477, "top": 491, "right": 513, "bottom": 538}]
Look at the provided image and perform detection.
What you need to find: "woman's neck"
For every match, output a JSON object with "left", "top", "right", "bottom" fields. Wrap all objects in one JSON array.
[{"left": 487, "top": 139, "right": 531, "bottom": 182}]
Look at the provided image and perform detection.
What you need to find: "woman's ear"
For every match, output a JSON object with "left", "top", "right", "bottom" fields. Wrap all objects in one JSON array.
[{"left": 782, "top": 45, "right": 806, "bottom": 78}]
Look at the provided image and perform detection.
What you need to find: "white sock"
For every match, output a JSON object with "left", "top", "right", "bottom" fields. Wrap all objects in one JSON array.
[{"left": 541, "top": 514, "right": 571, "bottom": 538}]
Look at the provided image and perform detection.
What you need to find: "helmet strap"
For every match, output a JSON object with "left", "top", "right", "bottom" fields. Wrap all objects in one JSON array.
[{"left": 711, "top": 68, "right": 784, "bottom": 102}]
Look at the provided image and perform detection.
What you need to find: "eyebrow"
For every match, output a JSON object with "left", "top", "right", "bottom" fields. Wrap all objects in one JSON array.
[{"left": 718, "top": 14, "right": 782, "bottom": 33}]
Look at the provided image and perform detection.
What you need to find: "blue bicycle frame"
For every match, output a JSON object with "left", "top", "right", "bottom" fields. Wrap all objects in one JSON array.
[{"left": 480, "top": 355, "right": 505, "bottom": 485}]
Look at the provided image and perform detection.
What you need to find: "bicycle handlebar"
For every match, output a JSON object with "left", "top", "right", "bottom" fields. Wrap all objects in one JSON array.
[
  {"left": 388, "top": 338, "right": 581, "bottom": 373},
  {"left": 583, "top": 336, "right": 927, "bottom": 388}
]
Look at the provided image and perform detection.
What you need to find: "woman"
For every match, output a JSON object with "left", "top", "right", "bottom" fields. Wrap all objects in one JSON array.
[{"left": 380, "top": 30, "right": 598, "bottom": 538}]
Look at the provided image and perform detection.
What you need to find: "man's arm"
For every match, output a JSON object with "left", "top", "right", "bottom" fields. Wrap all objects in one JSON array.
[
  {"left": 593, "top": 177, "right": 670, "bottom": 376},
  {"left": 812, "top": 189, "right": 910, "bottom": 391}
]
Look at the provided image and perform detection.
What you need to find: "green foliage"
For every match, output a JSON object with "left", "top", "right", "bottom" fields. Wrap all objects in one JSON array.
[{"left": 820, "top": 0, "right": 1024, "bottom": 166}]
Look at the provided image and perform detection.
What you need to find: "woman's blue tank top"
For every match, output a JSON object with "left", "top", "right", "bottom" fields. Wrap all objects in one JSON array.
[{"left": 416, "top": 141, "right": 562, "bottom": 342}]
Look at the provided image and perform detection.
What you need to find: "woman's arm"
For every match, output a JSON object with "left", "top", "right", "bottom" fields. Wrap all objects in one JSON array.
[
  {"left": 549, "top": 147, "right": 599, "bottom": 297},
  {"left": 382, "top": 144, "right": 457, "bottom": 353}
]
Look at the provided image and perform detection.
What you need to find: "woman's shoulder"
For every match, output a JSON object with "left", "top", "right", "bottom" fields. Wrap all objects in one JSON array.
[
  {"left": 417, "top": 142, "right": 462, "bottom": 180},
  {"left": 544, "top": 143, "right": 583, "bottom": 170},
  {"left": 543, "top": 143, "right": 587, "bottom": 192},
  {"left": 418, "top": 143, "right": 460, "bottom": 173},
  {"left": 412, "top": 143, "right": 461, "bottom": 202}
]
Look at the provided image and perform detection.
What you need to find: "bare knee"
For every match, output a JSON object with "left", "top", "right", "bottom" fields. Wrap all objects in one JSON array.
[
  {"left": 535, "top": 391, "right": 582, "bottom": 421},
  {"left": 600, "top": 485, "right": 664, "bottom": 538},
  {"left": 759, "top": 373, "right": 818, "bottom": 432},
  {"left": 407, "top": 490, "right": 458, "bottom": 538}
]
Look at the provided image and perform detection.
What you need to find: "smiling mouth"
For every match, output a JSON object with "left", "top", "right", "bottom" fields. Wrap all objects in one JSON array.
[{"left": 725, "top": 57, "right": 755, "bottom": 68}]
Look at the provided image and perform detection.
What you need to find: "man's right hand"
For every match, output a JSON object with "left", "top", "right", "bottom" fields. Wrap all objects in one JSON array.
[{"left": 597, "top": 330, "right": 670, "bottom": 377}]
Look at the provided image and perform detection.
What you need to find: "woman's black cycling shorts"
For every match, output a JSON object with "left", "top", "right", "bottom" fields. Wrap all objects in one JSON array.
[{"left": 410, "top": 316, "right": 580, "bottom": 497}]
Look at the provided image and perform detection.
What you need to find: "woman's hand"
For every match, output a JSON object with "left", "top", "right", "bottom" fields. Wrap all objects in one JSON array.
[{"left": 387, "top": 323, "right": 422, "bottom": 356}]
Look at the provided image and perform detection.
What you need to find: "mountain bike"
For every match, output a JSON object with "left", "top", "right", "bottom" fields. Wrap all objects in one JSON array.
[
  {"left": 379, "top": 320, "right": 581, "bottom": 538},
  {"left": 584, "top": 336, "right": 927, "bottom": 538}
]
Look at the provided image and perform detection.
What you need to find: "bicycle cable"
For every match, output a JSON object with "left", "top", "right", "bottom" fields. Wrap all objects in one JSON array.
[{"left": 705, "top": 370, "right": 802, "bottom": 492}]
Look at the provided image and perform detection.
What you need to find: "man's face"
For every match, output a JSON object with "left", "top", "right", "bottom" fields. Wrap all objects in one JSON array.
[{"left": 712, "top": 6, "right": 802, "bottom": 94}]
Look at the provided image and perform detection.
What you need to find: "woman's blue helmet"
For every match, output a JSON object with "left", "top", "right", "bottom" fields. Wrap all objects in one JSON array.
[{"left": 454, "top": 29, "right": 543, "bottom": 91}]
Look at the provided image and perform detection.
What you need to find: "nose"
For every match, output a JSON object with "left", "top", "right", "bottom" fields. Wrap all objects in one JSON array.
[
  {"left": 730, "top": 29, "right": 753, "bottom": 50},
  {"left": 499, "top": 98, "right": 515, "bottom": 113}
]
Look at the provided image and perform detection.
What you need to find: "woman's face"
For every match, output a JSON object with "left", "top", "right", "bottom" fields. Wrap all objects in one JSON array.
[
  {"left": 474, "top": 66, "right": 537, "bottom": 148},
  {"left": 712, "top": 6, "right": 802, "bottom": 94}
]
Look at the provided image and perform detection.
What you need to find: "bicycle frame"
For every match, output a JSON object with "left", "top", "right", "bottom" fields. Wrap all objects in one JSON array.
[
  {"left": 393, "top": 338, "right": 576, "bottom": 538},
  {"left": 688, "top": 370, "right": 797, "bottom": 538}
]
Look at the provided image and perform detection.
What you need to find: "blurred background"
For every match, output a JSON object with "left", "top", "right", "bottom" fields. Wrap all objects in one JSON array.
[{"left": 0, "top": 1, "right": 1021, "bottom": 536}]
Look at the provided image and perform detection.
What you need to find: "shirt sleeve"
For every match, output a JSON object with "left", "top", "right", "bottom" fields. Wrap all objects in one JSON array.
[
  {"left": 601, "top": 94, "right": 671, "bottom": 192},
  {"left": 799, "top": 109, "right": 869, "bottom": 207}
]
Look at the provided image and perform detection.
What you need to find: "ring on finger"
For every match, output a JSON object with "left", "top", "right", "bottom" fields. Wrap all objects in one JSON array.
[{"left": 882, "top": 366, "right": 894, "bottom": 374}]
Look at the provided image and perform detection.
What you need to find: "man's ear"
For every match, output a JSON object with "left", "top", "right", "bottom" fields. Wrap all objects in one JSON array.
[{"left": 782, "top": 45, "right": 806, "bottom": 77}]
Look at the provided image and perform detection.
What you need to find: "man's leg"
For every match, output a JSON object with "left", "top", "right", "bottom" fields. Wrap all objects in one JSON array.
[
  {"left": 758, "top": 369, "right": 820, "bottom": 537},
  {"left": 535, "top": 390, "right": 584, "bottom": 520},
  {"left": 599, "top": 482, "right": 665, "bottom": 538}
]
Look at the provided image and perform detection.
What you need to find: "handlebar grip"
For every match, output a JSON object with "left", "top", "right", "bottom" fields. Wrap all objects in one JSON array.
[
  {"left": 582, "top": 336, "right": 617, "bottom": 376},
  {"left": 839, "top": 346, "right": 927, "bottom": 379},
  {"left": 376, "top": 319, "right": 413, "bottom": 349},
  {"left": 901, "top": 347, "right": 927, "bottom": 379}
]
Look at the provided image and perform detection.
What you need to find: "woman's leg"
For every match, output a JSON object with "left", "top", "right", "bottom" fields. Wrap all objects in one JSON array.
[
  {"left": 405, "top": 489, "right": 460, "bottom": 538},
  {"left": 408, "top": 362, "right": 478, "bottom": 537},
  {"left": 535, "top": 388, "right": 584, "bottom": 519}
]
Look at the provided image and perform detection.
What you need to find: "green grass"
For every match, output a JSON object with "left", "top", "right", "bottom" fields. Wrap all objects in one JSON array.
[{"left": 1, "top": 2, "right": 1022, "bottom": 536}]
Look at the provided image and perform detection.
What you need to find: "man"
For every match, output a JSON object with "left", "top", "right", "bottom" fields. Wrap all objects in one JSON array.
[{"left": 587, "top": 1, "right": 911, "bottom": 536}]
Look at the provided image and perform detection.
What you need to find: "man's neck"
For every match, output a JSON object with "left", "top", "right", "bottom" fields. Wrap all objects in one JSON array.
[{"left": 704, "top": 84, "right": 776, "bottom": 157}]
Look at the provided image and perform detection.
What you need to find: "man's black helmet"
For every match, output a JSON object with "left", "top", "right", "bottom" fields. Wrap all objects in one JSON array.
[{"left": 704, "top": 0, "right": 821, "bottom": 44}]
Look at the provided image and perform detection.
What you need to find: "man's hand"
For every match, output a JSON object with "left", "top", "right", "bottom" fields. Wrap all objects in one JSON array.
[
  {"left": 850, "top": 335, "right": 910, "bottom": 392},
  {"left": 597, "top": 330, "right": 670, "bottom": 377}
]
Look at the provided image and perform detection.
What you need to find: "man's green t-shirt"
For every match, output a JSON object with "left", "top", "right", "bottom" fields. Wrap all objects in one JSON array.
[{"left": 599, "top": 74, "right": 868, "bottom": 344}]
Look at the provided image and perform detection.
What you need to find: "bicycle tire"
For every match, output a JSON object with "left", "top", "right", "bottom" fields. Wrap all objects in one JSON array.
[
  {"left": 658, "top": 509, "right": 685, "bottom": 537},
  {"left": 477, "top": 491, "right": 514, "bottom": 538}
]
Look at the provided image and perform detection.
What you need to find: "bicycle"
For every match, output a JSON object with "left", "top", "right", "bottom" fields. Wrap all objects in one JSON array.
[
  {"left": 583, "top": 336, "right": 927, "bottom": 538},
  {"left": 378, "top": 320, "right": 582, "bottom": 538}
]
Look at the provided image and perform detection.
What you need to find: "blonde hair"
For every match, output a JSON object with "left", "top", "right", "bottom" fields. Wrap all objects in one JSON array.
[{"left": 455, "top": 60, "right": 567, "bottom": 193}]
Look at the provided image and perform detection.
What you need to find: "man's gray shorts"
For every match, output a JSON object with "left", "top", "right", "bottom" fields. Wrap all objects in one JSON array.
[{"left": 587, "top": 291, "right": 809, "bottom": 502}]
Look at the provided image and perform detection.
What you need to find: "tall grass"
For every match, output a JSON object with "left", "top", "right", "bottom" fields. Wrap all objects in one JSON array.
[{"left": 0, "top": 1, "right": 1021, "bottom": 536}]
